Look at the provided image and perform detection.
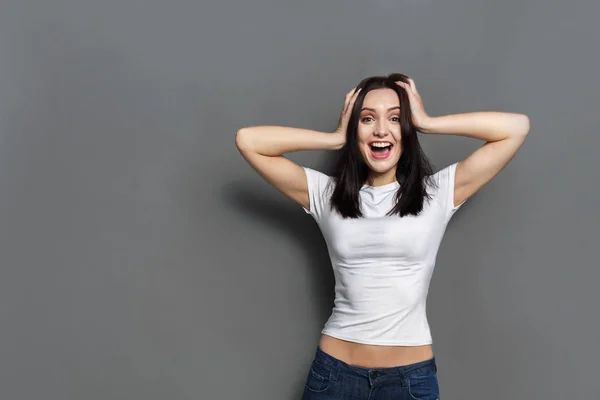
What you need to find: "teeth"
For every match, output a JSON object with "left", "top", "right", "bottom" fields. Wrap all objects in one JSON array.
[{"left": 371, "top": 142, "right": 391, "bottom": 148}]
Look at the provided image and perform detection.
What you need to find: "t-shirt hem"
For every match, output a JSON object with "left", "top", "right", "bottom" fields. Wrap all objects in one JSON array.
[{"left": 321, "top": 329, "right": 433, "bottom": 346}]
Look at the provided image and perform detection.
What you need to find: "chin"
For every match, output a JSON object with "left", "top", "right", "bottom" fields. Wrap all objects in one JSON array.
[{"left": 366, "top": 163, "right": 396, "bottom": 174}]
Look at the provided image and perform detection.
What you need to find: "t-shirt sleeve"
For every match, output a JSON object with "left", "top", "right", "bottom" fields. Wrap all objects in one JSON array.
[
  {"left": 433, "top": 162, "right": 466, "bottom": 220},
  {"left": 302, "top": 167, "right": 333, "bottom": 221}
]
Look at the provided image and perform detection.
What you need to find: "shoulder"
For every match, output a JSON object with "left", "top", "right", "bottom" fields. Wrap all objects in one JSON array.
[
  {"left": 303, "top": 167, "right": 335, "bottom": 192},
  {"left": 302, "top": 167, "right": 336, "bottom": 217},
  {"left": 429, "top": 163, "right": 458, "bottom": 187},
  {"left": 426, "top": 162, "right": 465, "bottom": 217}
]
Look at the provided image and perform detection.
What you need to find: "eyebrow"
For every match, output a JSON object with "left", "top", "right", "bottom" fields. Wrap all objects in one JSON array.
[{"left": 360, "top": 106, "right": 400, "bottom": 112}]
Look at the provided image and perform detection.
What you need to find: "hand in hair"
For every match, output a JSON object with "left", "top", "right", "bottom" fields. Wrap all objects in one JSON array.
[
  {"left": 395, "top": 78, "right": 431, "bottom": 132},
  {"left": 333, "top": 87, "right": 362, "bottom": 147}
]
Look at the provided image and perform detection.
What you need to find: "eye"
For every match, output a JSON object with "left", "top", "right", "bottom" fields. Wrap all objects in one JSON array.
[{"left": 361, "top": 116, "right": 400, "bottom": 122}]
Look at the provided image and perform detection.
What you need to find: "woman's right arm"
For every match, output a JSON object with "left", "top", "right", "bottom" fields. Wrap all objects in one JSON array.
[
  {"left": 235, "top": 87, "right": 361, "bottom": 211},
  {"left": 235, "top": 126, "right": 344, "bottom": 211}
]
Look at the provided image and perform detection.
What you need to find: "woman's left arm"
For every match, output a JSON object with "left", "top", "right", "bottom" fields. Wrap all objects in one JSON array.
[
  {"left": 395, "top": 78, "right": 531, "bottom": 208},
  {"left": 420, "top": 112, "right": 530, "bottom": 207}
]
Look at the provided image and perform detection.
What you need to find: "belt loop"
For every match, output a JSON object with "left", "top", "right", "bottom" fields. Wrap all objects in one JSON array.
[{"left": 331, "top": 360, "right": 340, "bottom": 381}]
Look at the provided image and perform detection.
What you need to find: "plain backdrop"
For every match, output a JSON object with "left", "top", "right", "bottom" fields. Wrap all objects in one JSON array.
[{"left": 1, "top": 0, "right": 599, "bottom": 399}]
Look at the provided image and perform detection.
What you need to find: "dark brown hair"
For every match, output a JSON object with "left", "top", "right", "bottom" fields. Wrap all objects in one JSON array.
[{"left": 327, "top": 73, "right": 438, "bottom": 218}]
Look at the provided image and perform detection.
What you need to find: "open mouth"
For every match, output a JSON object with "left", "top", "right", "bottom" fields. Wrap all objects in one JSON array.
[{"left": 369, "top": 142, "right": 393, "bottom": 160}]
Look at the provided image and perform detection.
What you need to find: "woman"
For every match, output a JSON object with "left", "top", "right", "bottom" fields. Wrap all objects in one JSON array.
[{"left": 235, "top": 73, "right": 530, "bottom": 399}]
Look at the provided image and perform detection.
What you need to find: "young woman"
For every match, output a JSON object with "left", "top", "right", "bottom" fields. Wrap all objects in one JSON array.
[{"left": 235, "top": 73, "right": 530, "bottom": 400}]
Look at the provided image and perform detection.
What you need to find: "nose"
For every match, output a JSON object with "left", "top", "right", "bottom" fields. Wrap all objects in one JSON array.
[{"left": 374, "top": 120, "right": 390, "bottom": 137}]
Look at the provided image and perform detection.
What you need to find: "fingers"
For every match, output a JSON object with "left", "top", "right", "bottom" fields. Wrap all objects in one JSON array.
[
  {"left": 343, "top": 87, "right": 361, "bottom": 115},
  {"left": 396, "top": 78, "right": 418, "bottom": 94},
  {"left": 408, "top": 78, "right": 418, "bottom": 93},
  {"left": 337, "top": 87, "right": 362, "bottom": 133},
  {"left": 395, "top": 80, "right": 406, "bottom": 92},
  {"left": 344, "top": 87, "right": 357, "bottom": 102},
  {"left": 344, "top": 87, "right": 359, "bottom": 105},
  {"left": 349, "top": 87, "right": 361, "bottom": 105},
  {"left": 395, "top": 80, "right": 408, "bottom": 90}
]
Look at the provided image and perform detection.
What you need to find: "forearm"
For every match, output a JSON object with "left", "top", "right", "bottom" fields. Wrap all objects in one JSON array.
[
  {"left": 236, "top": 125, "right": 344, "bottom": 156},
  {"left": 420, "top": 112, "right": 530, "bottom": 141}
]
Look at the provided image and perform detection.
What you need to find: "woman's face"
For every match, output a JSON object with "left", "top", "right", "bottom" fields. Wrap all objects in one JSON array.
[{"left": 357, "top": 88, "right": 403, "bottom": 181}]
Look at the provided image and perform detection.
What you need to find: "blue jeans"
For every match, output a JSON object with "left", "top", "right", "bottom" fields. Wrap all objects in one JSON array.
[{"left": 302, "top": 346, "right": 440, "bottom": 400}]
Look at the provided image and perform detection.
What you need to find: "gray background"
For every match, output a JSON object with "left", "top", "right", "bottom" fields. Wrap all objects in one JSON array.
[{"left": 0, "top": 0, "right": 598, "bottom": 399}]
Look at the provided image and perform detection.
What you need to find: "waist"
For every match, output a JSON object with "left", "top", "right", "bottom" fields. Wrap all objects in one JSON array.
[{"left": 319, "top": 333, "right": 434, "bottom": 368}]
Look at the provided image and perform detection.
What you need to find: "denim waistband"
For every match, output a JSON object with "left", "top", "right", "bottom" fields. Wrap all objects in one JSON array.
[{"left": 312, "top": 345, "right": 437, "bottom": 381}]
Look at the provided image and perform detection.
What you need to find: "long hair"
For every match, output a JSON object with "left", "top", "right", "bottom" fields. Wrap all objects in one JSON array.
[{"left": 327, "top": 73, "right": 438, "bottom": 218}]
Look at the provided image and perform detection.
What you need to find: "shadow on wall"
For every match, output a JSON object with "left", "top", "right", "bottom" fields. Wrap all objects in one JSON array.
[
  {"left": 223, "top": 179, "right": 338, "bottom": 396},
  {"left": 223, "top": 178, "right": 336, "bottom": 320}
]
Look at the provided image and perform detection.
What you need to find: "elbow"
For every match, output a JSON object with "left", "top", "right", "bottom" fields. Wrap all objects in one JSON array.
[
  {"left": 508, "top": 114, "right": 530, "bottom": 139},
  {"left": 235, "top": 128, "right": 252, "bottom": 152},
  {"left": 518, "top": 114, "right": 530, "bottom": 137}
]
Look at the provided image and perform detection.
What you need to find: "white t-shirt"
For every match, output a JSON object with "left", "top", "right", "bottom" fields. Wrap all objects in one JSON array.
[{"left": 302, "top": 163, "right": 465, "bottom": 346}]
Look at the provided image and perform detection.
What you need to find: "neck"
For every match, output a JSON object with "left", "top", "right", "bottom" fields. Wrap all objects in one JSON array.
[{"left": 366, "top": 168, "right": 397, "bottom": 187}]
